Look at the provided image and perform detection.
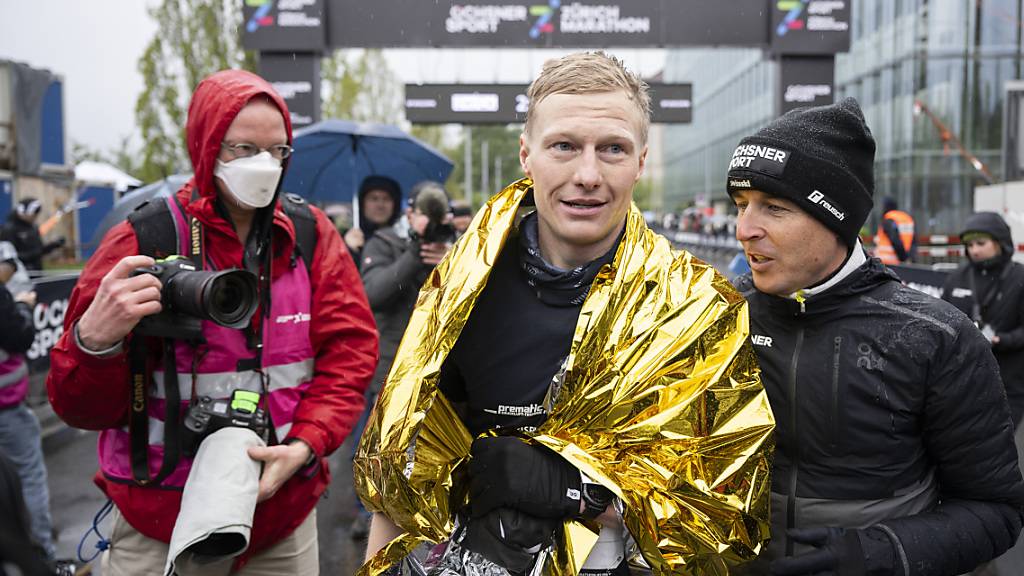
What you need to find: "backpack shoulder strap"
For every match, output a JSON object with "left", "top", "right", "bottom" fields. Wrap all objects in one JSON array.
[
  {"left": 280, "top": 193, "right": 318, "bottom": 273},
  {"left": 127, "top": 197, "right": 179, "bottom": 259}
]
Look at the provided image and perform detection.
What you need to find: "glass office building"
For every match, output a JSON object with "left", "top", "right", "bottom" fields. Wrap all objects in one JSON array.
[{"left": 663, "top": 0, "right": 1023, "bottom": 234}]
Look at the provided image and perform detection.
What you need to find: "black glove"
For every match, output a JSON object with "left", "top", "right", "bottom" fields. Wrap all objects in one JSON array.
[
  {"left": 460, "top": 507, "right": 560, "bottom": 574},
  {"left": 469, "top": 436, "right": 581, "bottom": 519},
  {"left": 770, "top": 526, "right": 897, "bottom": 576}
]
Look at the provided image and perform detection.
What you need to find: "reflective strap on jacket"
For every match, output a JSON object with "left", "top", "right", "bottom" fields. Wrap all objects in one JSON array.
[
  {"left": 150, "top": 359, "right": 314, "bottom": 401},
  {"left": 0, "top": 362, "right": 28, "bottom": 388}
]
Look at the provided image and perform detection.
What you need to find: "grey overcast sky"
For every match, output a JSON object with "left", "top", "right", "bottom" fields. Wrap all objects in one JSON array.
[
  {"left": 0, "top": 2, "right": 664, "bottom": 156},
  {"left": 0, "top": 1, "right": 159, "bottom": 154}
]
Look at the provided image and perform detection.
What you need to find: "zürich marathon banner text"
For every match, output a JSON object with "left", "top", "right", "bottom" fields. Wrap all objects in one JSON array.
[{"left": 242, "top": 0, "right": 850, "bottom": 54}]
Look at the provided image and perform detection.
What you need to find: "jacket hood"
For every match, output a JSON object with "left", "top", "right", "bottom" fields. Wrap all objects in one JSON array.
[
  {"left": 962, "top": 212, "right": 1014, "bottom": 266},
  {"left": 186, "top": 69, "right": 292, "bottom": 201}
]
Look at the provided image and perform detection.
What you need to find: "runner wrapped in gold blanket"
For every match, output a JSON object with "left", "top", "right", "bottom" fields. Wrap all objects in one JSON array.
[{"left": 354, "top": 179, "right": 775, "bottom": 575}]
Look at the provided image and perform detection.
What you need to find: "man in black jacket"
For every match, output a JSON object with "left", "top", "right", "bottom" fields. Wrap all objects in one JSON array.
[
  {"left": 0, "top": 199, "right": 64, "bottom": 271},
  {"left": 942, "top": 212, "right": 1024, "bottom": 427},
  {"left": 727, "top": 97, "right": 1024, "bottom": 576}
]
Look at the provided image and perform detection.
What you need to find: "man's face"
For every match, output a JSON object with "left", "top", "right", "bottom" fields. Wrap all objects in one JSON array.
[
  {"left": 967, "top": 236, "right": 1000, "bottom": 262},
  {"left": 453, "top": 215, "right": 472, "bottom": 234},
  {"left": 362, "top": 189, "right": 395, "bottom": 225},
  {"left": 215, "top": 99, "right": 288, "bottom": 210},
  {"left": 0, "top": 262, "right": 14, "bottom": 284},
  {"left": 520, "top": 91, "right": 647, "bottom": 267},
  {"left": 732, "top": 189, "right": 848, "bottom": 296}
]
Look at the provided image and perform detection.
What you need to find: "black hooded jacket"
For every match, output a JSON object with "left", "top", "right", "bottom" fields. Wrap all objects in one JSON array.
[
  {"left": 735, "top": 258, "right": 1024, "bottom": 575},
  {"left": 941, "top": 212, "right": 1024, "bottom": 425}
]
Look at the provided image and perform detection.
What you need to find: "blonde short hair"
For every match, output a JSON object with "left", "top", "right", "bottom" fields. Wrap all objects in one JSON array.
[{"left": 525, "top": 51, "right": 651, "bottom": 143}]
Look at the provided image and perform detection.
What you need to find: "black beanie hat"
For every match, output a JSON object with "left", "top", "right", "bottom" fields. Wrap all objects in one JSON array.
[{"left": 726, "top": 97, "right": 875, "bottom": 247}]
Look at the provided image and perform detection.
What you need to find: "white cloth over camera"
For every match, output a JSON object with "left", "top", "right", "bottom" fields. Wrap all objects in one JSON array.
[{"left": 164, "top": 427, "right": 263, "bottom": 576}]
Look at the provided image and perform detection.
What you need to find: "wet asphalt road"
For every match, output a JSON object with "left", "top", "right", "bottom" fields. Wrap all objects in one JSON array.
[{"left": 44, "top": 429, "right": 366, "bottom": 575}]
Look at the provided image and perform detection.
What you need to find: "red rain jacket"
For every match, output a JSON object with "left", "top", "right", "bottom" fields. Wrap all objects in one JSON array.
[{"left": 46, "top": 70, "right": 378, "bottom": 563}]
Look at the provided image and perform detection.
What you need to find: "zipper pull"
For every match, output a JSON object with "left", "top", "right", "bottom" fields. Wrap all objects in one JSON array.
[{"left": 795, "top": 290, "right": 806, "bottom": 314}]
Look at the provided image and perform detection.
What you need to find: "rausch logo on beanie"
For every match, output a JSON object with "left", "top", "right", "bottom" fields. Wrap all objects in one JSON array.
[{"left": 725, "top": 97, "right": 876, "bottom": 248}]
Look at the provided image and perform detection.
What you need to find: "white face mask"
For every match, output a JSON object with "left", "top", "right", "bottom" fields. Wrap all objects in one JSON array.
[{"left": 214, "top": 151, "right": 283, "bottom": 209}]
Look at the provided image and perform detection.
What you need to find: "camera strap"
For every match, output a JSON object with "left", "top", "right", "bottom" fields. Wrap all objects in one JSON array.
[{"left": 128, "top": 337, "right": 185, "bottom": 486}]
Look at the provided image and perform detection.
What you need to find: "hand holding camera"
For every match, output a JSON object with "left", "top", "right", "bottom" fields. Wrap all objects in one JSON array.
[
  {"left": 420, "top": 241, "right": 451, "bottom": 266},
  {"left": 77, "top": 255, "right": 163, "bottom": 351}
]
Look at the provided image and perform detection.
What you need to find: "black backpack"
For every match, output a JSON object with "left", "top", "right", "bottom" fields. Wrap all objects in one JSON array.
[{"left": 126, "top": 192, "right": 318, "bottom": 273}]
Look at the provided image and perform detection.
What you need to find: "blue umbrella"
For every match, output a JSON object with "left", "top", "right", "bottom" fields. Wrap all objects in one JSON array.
[
  {"left": 90, "top": 174, "right": 191, "bottom": 246},
  {"left": 282, "top": 119, "right": 454, "bottom": 206}
]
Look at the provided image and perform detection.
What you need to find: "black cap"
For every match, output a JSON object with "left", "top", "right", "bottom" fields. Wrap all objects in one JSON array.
[{"left": 726, "top": 97, "right": 875, "bottom": 248}]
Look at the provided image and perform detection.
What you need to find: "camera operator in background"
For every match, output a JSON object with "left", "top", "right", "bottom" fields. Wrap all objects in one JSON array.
[
  {"left": 942, "top": 212, "right": 1024, "bottom": 428},
  {"left": 343, "top": 175, "right": 402, "bottom": 262},
  {"left": 46, "top": 70, "right": 377, "bottom": 575},
  {"left": 1, "top": 198, "right": 65, "bottom": 271},
  {"left": 346, "top": 181, "right": 454, "bottom": 538}
]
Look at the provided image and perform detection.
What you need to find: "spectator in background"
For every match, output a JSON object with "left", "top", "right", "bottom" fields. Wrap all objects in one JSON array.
[
  {"left": 0, "top": 260, "right": 52, "bottom": 563},
  {"left": 874, "top": 196, "right": 916, "bottom": 265},
  {"left": 0, "top": 242, "right": 32, "bottom": 297},
  {"left": 0, "top": 452, "right": 57, "bottom": 576},
  {"left": 450, "top": 200, "right": 474, "bottom": 237},
  {"left": 942, "top": 212, "right": 1024, "bottom": 427},
  {"left": 344, "top": 176, "right": 402, "bottom": 261},
  {"left": 1, "top": 199, "right": 64, "bottom": 271}
]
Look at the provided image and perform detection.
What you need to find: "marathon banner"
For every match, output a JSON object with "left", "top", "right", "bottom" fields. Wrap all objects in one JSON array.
[
  {"left": 405, "top": 82, "right": 692, "bottom": 124},
  {"left": 328, "top": 0, "right": 770, "bottom": 49},
  {"left": 770, "top": 0, "right": 851, "bottom": 55},
  {"left": 242, "top": 0, "right": 326, "bottom": 51},
  {"left": 778, "top": 55, "right": 835, "bottom": 115},
  {"left": 258, "top": 52, "right": 321, "bottom": 129},
  {"left": 26, "top": 273, "right": 78, "bottom": 374}
]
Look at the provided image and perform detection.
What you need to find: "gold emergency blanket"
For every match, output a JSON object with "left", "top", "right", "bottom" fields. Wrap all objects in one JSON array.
[{"left": 354, "top": 178, "right": 775, "bottom": 575}]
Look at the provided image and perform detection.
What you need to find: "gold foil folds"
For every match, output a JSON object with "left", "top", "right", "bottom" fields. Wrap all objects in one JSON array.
[{"left": 354, "top": 179, "right": 775, "bottom": 575}]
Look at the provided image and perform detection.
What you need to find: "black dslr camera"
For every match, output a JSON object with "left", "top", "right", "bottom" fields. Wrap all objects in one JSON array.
[
  {"left": 182, "top": 390, "right": 268, "bottom": 457},
  {"left": 131, "top": 256, "right": 259, "bottom": 340}
]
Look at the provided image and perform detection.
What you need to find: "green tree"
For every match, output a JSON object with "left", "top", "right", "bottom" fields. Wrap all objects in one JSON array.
[
  {"left": 135, "top": 0, "right": 255, "bottom": 182},
  {"left": 446, "top": 125, "right": 523, "bottom": 206},
  {"left": 321, "top": 49, "right": 402, "bottom": 123},
  {"left": 71, "top": 136, "right": 144, "bottom": 180}
]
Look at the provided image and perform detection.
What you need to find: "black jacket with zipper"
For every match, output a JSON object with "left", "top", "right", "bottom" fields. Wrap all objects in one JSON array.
[{"left": 735, "top": 257, "right": 1024, "bottom": 575}]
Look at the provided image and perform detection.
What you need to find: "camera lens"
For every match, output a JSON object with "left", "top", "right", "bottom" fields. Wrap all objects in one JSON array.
[
  {"left": 201, "top": 271, "right": 259, "bottom": 329},
  {"left": 164, "top": 266, "right": 258, "bottom": 329}
]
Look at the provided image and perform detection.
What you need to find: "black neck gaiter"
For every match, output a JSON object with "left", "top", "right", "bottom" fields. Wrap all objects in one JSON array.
[{"left": 517, "top": 212, "right": 622, "bottom": 307}]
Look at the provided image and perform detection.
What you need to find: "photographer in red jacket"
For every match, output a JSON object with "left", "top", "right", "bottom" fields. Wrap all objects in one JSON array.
[{"left": 46, "top": 70, "right": 377, "bottom": 575}]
